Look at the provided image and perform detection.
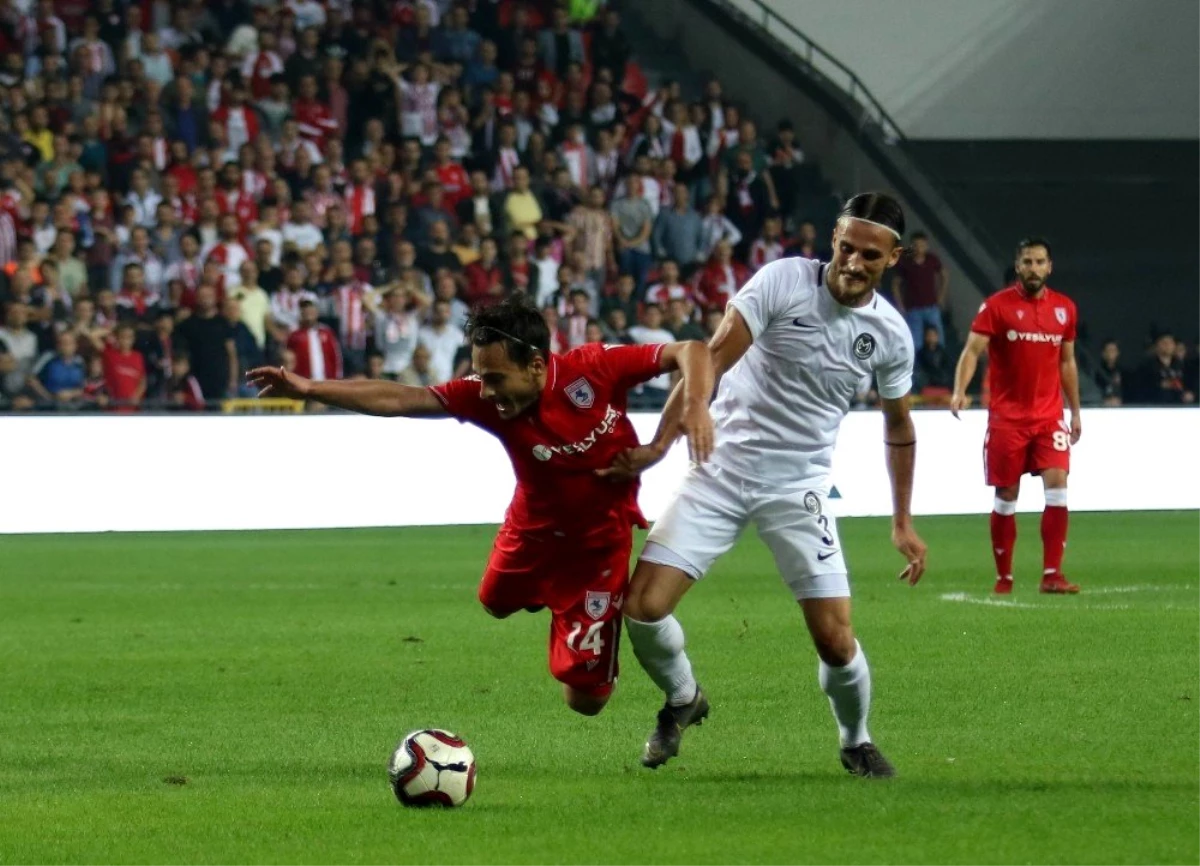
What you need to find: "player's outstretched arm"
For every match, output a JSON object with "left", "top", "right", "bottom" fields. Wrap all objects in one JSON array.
[
  {"left": 950, "top": 331, "right": 989, "bottom": 417},
  {"left": 245, "top": 366, "right": 446, "bottom": 417},
  {"left": 882, "top": 395, "right": 927, "bottom": 585}
]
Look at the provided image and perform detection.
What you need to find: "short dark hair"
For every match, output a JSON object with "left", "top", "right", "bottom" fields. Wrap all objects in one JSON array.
[
  {"left": 1015, "top": 236, "right": 1053, "bottom": 260},
  {"left": 465, "top": 294, "right": 550, "bottom": 366},
  {"left": 838, "top": 192, "right": 905, "bottom": 241},
  {"left": 910, "top": 231, "right": 928, "bottom": 242}
]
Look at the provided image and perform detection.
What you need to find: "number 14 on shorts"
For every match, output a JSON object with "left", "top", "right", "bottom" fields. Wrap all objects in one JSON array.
[{"left": 565, "top": 620, "right": 605, "bottom": 655}]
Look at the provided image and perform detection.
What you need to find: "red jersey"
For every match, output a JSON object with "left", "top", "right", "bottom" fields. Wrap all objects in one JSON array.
[
  {"left": 970, "top": 284, "right": 1077, "bottom": 426},
  {"left": 430, "top": 343, "right": 665, "bottom": 543},
  {"left": 102, "top": 345, "right": 146, "bottom": 402}
]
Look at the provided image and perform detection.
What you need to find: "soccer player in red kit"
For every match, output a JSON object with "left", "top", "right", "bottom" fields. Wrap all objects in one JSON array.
[
  {"left": 951, "top": 237, "right": 1082, "bottom": 594},
  {"left": 248, "top": 295, "right": 714, "bottom": 715}
]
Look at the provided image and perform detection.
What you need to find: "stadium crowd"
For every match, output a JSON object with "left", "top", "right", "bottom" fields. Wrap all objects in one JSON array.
[
  {"left": 0, "top": 0, "right": 815, "bottom": 411},
  {"left": 0, "top": 0, "right": 1194, "bottom": 412}
]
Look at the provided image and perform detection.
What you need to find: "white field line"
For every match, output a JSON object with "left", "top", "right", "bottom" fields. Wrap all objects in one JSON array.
[{"left": 938, "top": 592, "right": 1132, "bottom": 611}]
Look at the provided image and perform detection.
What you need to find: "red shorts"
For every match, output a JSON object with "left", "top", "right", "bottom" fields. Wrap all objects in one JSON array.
[
  {"left": 479, "top": 527, "right": 630, "bottom": 697},
  {"left": 984, "top": 420, "right": 1072, "bottom": 487}
]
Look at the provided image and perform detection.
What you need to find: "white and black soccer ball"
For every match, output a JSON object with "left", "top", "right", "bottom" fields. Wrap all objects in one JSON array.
[{"left": 388, "top": 729, "right": 477, "bottom": 808}]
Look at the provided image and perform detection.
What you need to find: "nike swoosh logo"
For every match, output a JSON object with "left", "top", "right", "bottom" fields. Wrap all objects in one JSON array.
[
  {"left": 793, "top": 318, "right": 819, "bottom": 329},
  {"left": 817, "top": 550, "right": 840, "bottom": 561}
]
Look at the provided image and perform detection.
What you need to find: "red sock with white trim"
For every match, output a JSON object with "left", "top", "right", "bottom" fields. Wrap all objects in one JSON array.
[
  {"left": 990, "top": 497, "right": 1017, "bottom": 583},
  {"left": 1042, "top": 489, "right": 1069, "bottom": 578}
]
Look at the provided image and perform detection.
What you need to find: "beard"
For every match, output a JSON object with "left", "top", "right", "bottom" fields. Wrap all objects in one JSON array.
[
  {"left": 1019, "top": 274, "right": 1044, "bottom": 293},
  {"left": 828, "top": 266, "right": 875, "bottom": 306}
]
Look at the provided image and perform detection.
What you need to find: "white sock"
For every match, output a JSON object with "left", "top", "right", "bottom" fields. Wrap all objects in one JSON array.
[
  {"left": 625, "top": 616, "right": 699, "bottom": 706},
  {"left": 818, "top": 640, "right": 872, "bottom": 747}
]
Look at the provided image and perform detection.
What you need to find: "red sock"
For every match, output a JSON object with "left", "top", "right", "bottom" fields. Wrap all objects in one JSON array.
[
  {"left": 1041, "top": 506, "right": 1069, "bottom": 576},
  {"left": 990, "top": 510, "right": 1016, "bottom": 580}
]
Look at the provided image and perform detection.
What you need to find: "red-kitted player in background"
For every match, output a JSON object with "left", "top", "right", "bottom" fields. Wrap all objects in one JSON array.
[{"left": 952, "top": 237, "right": 1082, "bottom": 594}]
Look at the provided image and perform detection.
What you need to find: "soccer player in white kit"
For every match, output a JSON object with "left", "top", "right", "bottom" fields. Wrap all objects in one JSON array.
[{"left": 610, "top": 192, "right": 929, "bottom": 778}]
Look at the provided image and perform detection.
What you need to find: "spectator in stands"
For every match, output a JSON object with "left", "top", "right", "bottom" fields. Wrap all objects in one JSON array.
[
  {"left": 627, "top": 303, "right": 675, "bottom": 404},
  {"left": 167, "top": 353, "right": 205, "bottom": 411},
  {"left": 287, "top": 299, "right": 342, "bottom": 383},
  {"left": 749, "top": 215, "right": 785, "bottom": 272},
  {"left": 611, "top": 176, "right": 654, "bottom": 294},
  {"left": 1185, "top": 342, "right": 1199, "bottom": 397},
  {"left": 372, "top": 285, "right": 425, "bottom": 379},
  {"left": 914, "top": 325, "right": 953, "bottom": 394},
  {"left": 693, "top": 239, "right": 750, "bottom": 312},
  {"left": 464, "top": 236, "right": 505, "bottom": 308},
  {"left": 102, "top": 322, "right": 147, "bottom": 409},
  {"left": 768, "top": 119, "right": 805, "bottom": 219},
  {"left": 1133, "top": 331, "right": 1194, "bottom": 404},
  {"left": 724, "top": 149, "right": 773, "bottom": 256},
  {"left": 0, "top": 303, "right": 39, "bottom": 409},
  {"left": 138, "top": 310, "right": 176, "bottom": 402},
  {"left": 654, "top": 185, "right": 705, "bottom": 272},
  {"left": 224, "top": 297, "right": 263, "bottom": 394},
  {"left": 33, "top": 329, "right": 86, "bottom": 406},
  {"left": 603, "top": 307, "right": 632, "bottom": 344},
  {"left": 418, "top": 299, "right": 465, "bottom": 386},
  {"left": 1094, "top": 339, "right": 1125, "bottom": 406},
  {"left": 645, "top": 260, "right": 692, "bottom": 308},
  {"left": 538, "top": 7, "right": 585, "bottom": 80},
  {"left": 591, "top": 8, "right": 631, "bottom": 86},
  {"left": 665, "top": 297, "right": 707, "bottom": 342},
  {"left": 891, "top": 232, "right": 948, "bottom": 349},
  {"left": 175, "top": 285, "right": 236, "bottom": 401},
  {"left": 395, "top": 343, "right": 435, "bottom": 387},
  {"left": 698, "top": 194, "right": 742, "bottom": 261},
  {"left": 364, "top": 350, "right": 386, "bottom": 381},
  {"left": 504, "top": 166, "right": 543, "bottom": 242},
  {"left": 568, "top": 186, "right": 614, "bottom": 289}
]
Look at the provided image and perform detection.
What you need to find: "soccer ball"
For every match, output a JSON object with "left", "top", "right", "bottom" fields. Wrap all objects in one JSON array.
[{"left": 388, "top": 729, "right": 477, "bottom": 808}]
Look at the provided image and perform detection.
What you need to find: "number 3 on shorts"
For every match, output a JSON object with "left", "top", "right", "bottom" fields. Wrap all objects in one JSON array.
[
  {"left": 565, "top": 621, "right": 605, "bottom": 655},
  {"left": 1052, "top": 430, "right": 1070, "bottom": 451}
]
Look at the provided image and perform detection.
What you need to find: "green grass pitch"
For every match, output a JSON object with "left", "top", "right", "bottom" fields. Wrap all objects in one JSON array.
[{"left": 1, "top": 511, "right": 1197, "bottom": 864}]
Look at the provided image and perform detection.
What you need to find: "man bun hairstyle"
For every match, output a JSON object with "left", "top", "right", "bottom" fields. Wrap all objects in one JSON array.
[
  {"left": 838, "top": 191, "right": 906, "bottom": 242},
  {"left": 466, "top": 293, "right": 551, "bottom": 367}
]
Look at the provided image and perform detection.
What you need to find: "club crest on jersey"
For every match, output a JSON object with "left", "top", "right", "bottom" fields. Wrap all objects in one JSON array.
[
  {"left": 1055, "top": 307, "right": 1068, "bottom": 325},
  {"left": 566, "top": 377, "right": 595, "bottom": 409},
  {"left": 532, "top": 444, "right": 553, "bottom": 461},
  {"left": 585, "top": 591, "right": 610, "bottom": 620},
  {"left": 803, "top": 491, "right": 822, "bottom": 515},
  {"left": 853, "top": 333, "right": 876, "bottom": 360}
]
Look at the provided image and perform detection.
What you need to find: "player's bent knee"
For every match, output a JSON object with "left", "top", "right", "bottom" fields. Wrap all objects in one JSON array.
[
  {"left": 995, "top": 485, "right": 1020, "bottom": 502},
  {"left": 813, "top": 630, "right": 857, "bottom": 667}
]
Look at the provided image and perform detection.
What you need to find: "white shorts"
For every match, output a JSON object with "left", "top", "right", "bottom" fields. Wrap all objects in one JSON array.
[{"left": 643, "top": 463, "right": 850, "bottom": 601}]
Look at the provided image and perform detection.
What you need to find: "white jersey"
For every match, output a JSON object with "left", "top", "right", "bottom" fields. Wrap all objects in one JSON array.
[{"left": 711, "top": 257, "right": 914, "bottom": 487}]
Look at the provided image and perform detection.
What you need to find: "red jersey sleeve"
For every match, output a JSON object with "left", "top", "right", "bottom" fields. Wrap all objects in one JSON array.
[
  {"left": 970, "top": 299, "right": 1000, "bottom": 337},
  {"left": 576, "top": 342, "right": 666, "bottom": 392},
  {"left": 1064, "top": 298, "right": 1079, "bottom": 342},
  {"left": 429, "top": 376, "right": 493, "bottom": 427}
]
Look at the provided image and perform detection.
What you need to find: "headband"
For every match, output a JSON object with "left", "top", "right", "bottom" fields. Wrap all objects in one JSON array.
[{"left": 844, "top": 216, "right": 902, "bottom": 241}]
